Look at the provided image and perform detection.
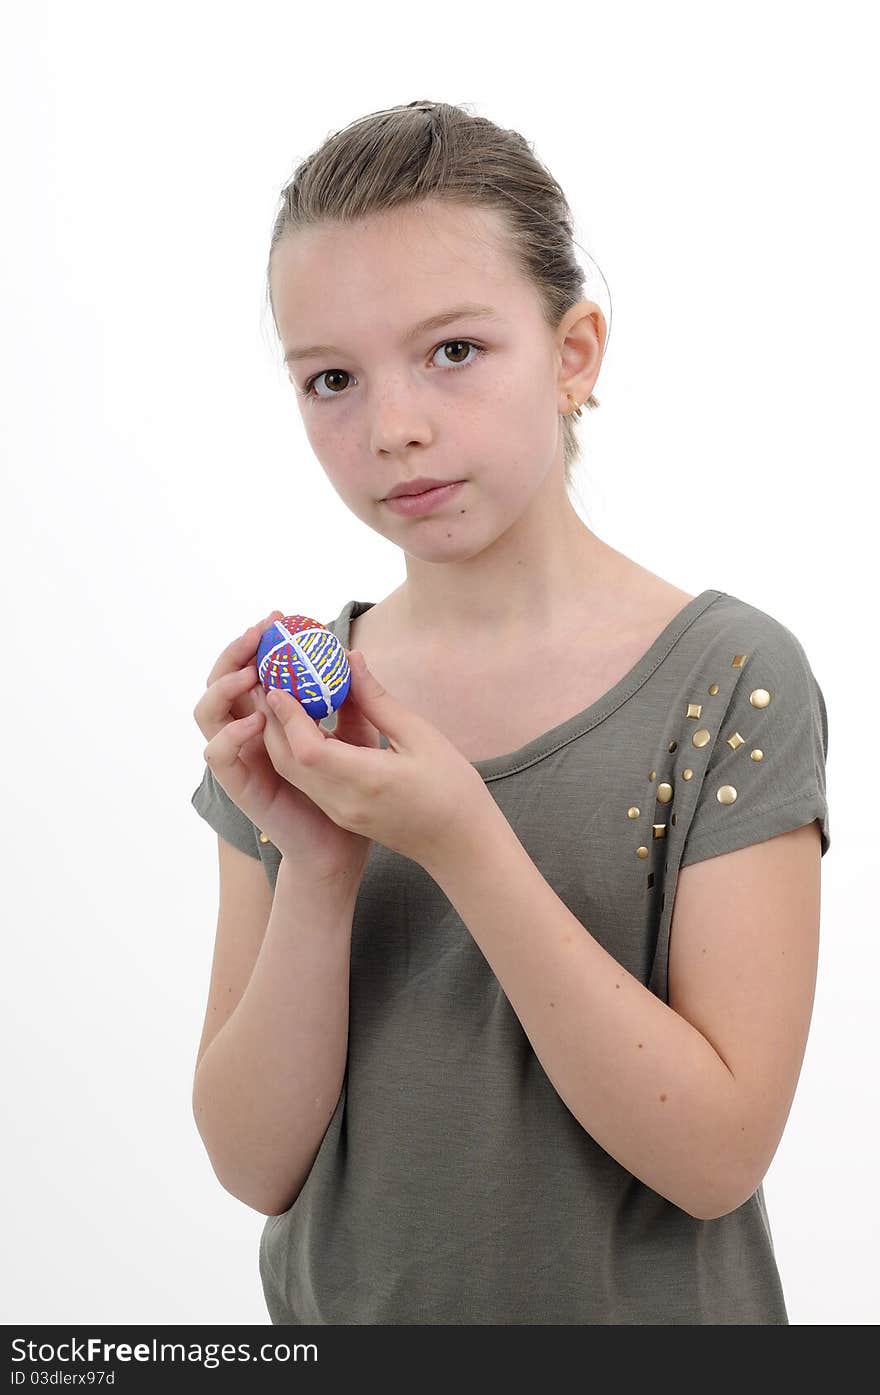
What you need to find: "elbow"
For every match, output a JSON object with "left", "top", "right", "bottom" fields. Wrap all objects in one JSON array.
[
  {"left": 692, "top": 1165, "right": 763, "bottom": 1222},
  {"left": 210, "top": 1156, "right": 295, "bottom": 1217},
  {"left": 191, "top": 1113, "right": 293, "bottom": 1217},
  {"left": 689, "top": 1108, "right": 769, "bottom": 1220},
  {"left": 243, "top": 1194, "right": 290, "bottom": 1218}
]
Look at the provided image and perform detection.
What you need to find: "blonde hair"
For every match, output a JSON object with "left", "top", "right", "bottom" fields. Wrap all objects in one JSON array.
[{"left": 265, "top": 99, "right": 607, "bottom": 497}]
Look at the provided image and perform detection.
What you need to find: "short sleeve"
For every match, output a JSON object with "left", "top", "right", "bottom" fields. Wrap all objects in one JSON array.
[
  {"left": 679, "top": 623, "right": 830, "bottom": 867},
  {"left": 191, "top": 764, "right": 262, "bottom": 860}
]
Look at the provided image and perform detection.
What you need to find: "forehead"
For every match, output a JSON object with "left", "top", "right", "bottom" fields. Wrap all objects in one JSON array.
[{"left": 270, "top": 201, "right": 534, "bottom": 343}]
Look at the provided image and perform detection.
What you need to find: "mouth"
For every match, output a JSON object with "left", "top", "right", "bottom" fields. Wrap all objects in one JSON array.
[
  {"left": 383, "top": 477, "right": 462, "bottom": 500},
  {"left": 381, "top": 480, "right": 466, "bottom": 516}
]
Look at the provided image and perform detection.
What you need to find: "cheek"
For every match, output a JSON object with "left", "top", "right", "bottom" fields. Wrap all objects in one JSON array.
[
  {"left": 313, "top": 449, "right": 376, "bottom": 509},
  {"left": 302, "top": 416, "right": 354, "bottom": 471}
]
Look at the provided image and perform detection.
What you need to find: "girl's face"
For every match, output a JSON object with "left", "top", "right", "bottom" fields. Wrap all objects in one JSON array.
[{"left": 270, "top": 200, "right": 596, "bottom": 560}]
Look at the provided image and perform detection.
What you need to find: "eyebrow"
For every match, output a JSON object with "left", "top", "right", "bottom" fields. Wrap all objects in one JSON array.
[{"left": 283, "top": 303, "right": 503, "bottom": 365}]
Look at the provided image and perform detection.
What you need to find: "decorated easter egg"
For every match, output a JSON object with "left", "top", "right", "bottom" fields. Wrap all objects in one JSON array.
[{"left": 256, "top": 613, "right": 351, "bottom": 720}]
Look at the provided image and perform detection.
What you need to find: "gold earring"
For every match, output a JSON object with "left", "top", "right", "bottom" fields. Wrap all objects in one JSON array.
[{"left": 566, "top": 393, "right": 583, "bottom": 420}]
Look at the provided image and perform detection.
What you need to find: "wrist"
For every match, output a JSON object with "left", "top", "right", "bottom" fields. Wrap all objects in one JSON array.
[
  {"left": 276, "top": 848, "right": 366, "bottom": 905},
  {"left": 423, "top": 778, "right": 502, "bottom": 884}
]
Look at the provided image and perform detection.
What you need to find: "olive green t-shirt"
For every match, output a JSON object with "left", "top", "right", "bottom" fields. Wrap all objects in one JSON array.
[{"left": 191, "top": 588, "right": 830, "bottom": 1324}]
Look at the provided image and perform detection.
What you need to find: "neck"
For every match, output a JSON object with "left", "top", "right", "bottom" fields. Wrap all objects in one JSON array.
[{"left": 389, "top": 505, "right": 633, "bottom": 648}]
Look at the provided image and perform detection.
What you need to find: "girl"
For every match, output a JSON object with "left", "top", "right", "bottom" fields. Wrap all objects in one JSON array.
[{"left": 190, "top": 100, "right": 830, "bottom": 1325}]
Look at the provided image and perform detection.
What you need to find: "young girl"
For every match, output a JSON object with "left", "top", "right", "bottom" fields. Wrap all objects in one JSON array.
[{"left": 190, "top": 100, "right": 830, "bottom": 1325}]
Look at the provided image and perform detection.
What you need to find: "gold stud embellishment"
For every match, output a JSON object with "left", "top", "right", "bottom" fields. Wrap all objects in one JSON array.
[
  {"left": 708, "top": 683, "right": 719, "bottom": 695},
  {"left": 686, "top": 702, "right": 703, "bottom": 719},
  {"left": 750, "top": 688, "right": 771, "bottom": 708},
  {"left": 750, "top": 749, "right": 764, "bottom": 761},
  {"left": 726, "top": 730, "right": 745, "bottom": 751},
  {"left": 682, "top": 768, "right": 694, "bottom": 780},
  {"left": 259, "top": 831, "right": 271, "bottom": 843},
  {"left": 636, "top": 846, "right": 649, "bottom": 859},
  {"left": 668, "top": 740, "right": 678, "bottom": 752},
  {"left": 692, "top": 728, "right": 711, "bottom": 748},
  {"left": 648, "top": 769, "right": 656, "bottom": 782},
  {"left": 656, "top": 782, "right": 673, "bottom": 804},
  {"left": 716, "top": 785, "right": 738, "bottom": 805},
  {"left": 627, "top": 807, "right": 640, "bottom": 819},
  {"left": 732, "top": 654, "right": 748, "bottom": 668},
  {"left": 652, "top": 824, "right": 667, "bottom": 839}
]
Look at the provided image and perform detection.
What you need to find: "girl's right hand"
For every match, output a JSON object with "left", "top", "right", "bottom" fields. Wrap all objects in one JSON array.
[{"left": 193, "top": 611, "right": 380, "bottom": 889}]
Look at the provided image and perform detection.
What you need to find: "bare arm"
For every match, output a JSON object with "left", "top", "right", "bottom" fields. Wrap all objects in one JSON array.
[
  {"left": 424, "top": 801, "right": 821, "bottom": 1222},
  {"left": 192, "top": 855, "right": 360, "bottom": 1216}
]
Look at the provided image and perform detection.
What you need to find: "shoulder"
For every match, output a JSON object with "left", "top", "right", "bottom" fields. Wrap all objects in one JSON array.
[
  {"left": 326, "top": 597, "right": 379, "bottom": 644},
  {"left": 687, "top": 591, "right": 824, "bottom": 708},
  {"left": 694, "top": 590, "right": 811, "bottom": 655}
]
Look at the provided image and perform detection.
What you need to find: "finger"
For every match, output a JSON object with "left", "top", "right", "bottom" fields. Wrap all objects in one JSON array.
[
  {"left": 265, "top": 688, "right": 323, "bottom": 760},
  {"left": 267, "top": 690, "right": 370, "bottom": 784},
  {"left": 331, "top": 696, "right": 379, "bottom": 748},
  {"left": 194, "top": 664, "right": 260, "bottom": 740},
  {"left": 251, "top": 686, "right": 291, "bottom": 766},
  {"left": 250, "top": 681, "right": 288, "bottom": 731},
  {"left": 206, "top": 610, "right": 285, "bottom": 687},
  {"left": 330, "top": 665, "right": 381, "bottom": 748},
  {"left": 250, "top": 682, "right": 271, "bottom": 715},
  {"left": 202, "top": 708, "right": 266, "bottom": 776}
]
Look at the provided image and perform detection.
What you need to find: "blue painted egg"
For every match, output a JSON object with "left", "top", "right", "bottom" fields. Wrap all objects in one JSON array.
[{"left": 256, "top": 613, "right": 351, "bottom": 720}]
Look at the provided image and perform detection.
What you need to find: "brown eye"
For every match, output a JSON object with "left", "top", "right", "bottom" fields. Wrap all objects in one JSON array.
[
  {"left": 302, "top": 339, "right": 485, "bottom": 402},
  {"left": 440, "top": 340, "right": 471, "bottom": 364},
  {"left": 303, "top": 369, "right": 353, "bottom": 399}
]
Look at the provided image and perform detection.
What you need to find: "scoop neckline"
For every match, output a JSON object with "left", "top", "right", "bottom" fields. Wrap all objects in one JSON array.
[{"left": 339, "top": 588, "right": 726, "bottom": 781}]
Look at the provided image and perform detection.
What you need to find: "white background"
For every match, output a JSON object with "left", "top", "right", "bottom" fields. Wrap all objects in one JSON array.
[{"left": 2, "top": 0, "right": 875, "bottom": 1327}]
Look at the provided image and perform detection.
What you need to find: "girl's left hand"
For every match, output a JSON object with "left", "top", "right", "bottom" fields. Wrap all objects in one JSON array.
[{"left": 261, "top": 649, "right": 491, "bottom": 872}]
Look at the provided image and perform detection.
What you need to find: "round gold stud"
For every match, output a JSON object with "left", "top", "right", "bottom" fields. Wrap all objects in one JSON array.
[
  {"left": 682, "top": 768, "right": 694, "bottom": 780},
  {"left": 656, "top": 782, "right": 673, "bottom": 803},
  {"left": 259, "top": 832, "right": 270, "bottom": 843},
  {"left": 668, "top": 740, "right": 678, "bottom": 752},
  {"left": 627, "top": 807, "right": 640, "bottom": 819},
  {"left": 648, "top": 769, "right": 656, "bottom": 781},
  {"left": 750, "top": 749, "right": 764, "bottom": 761},
  {"left": 636, "top": 846, "right": 649, "bottom": 859},
  {"left": 750, "top": 688, "right": 771, "bottom": 708},
  {"left": 716, "top": 785, "right": 738, "bottom": 805},
  {"left": 708, "top": 683, "right": 719, "bottom": 695},
  {"left": 692, "top": 728, "right": 711, "bottom": 748}
]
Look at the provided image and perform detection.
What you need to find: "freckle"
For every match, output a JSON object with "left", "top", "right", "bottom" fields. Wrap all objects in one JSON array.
[
  {"left": 549, "top": 1001, "right": 555, "bottom": 1007},
  {"left": 659, "top": 1093, "right": 667, "bottom": 1102},
  {"left": 615, "top": 982, "right": 620, "bottom": 989},
  {"left": 637, "top": 1043, "right": 643, "bottom": 1048}
]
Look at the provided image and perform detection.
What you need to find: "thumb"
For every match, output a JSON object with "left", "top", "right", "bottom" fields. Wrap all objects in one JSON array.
[{"left": 346, "top": 649, "right": 410, "bottom": 749}]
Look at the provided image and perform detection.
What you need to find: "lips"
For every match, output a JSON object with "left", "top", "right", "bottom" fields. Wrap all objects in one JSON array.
[
  {"left": 382, "top": 480, "right": 466, "bottom": 516},
  {"left": 384, "top": 476, "right": 458, "bottom": 500}
]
